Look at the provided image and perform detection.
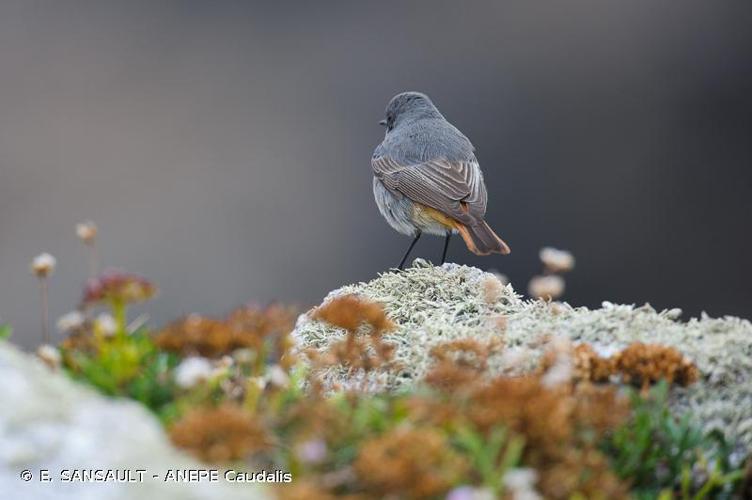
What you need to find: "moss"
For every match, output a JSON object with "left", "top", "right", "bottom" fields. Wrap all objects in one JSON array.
[{"left": 293, "top": 259, "right": 752, "bottom": 454}]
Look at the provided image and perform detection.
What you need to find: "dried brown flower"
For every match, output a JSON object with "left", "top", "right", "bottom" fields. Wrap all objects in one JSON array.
[
  {"left": 274, "top": 480, "right": 338, "bottom": 500},
  {"left": 537, "top": 447, "right": 629, "bottom": 499},
  {"left": 156, "top": 315, "right": 233, "bottom": 358},
  {"left": 571, "top": 382, "right": 630, "bottom": 434},
  {"left": 539, "top": 342, "right": 615, "bottom": 383},
  {"left": 281, "top": 397, "right": 351, "bottom": 446},
  {"left": 225, "top": 303, "right": 298, "bottom": 368},
  {"left": 168, "top": 404, "right": 269, "bottom": 462},
  {"left": 468, "top": 376, "right": 629, "bottom": 499},
  {"left": 468, "top": 376, "right": 574, "bottom": 451},
  {"left": 309, "top": 295, "right": 396, "bottom": 375},
  {"left": 425, "top": 338, "right": 502, "bottom": 391},
  {"left": 325, "top": 336, "right": 395, "bottom": 372},
  {"left": 155, "top": 304, "right": 297, "bottom": 360},
  {"left": 572, "top": 343, "right": 616, "bottom": 382},
  {"left": 312, "top": 294, "right": 394, "bottom": 335},
  {"left": 416, "top": 336, "right": 631, "bottom": 499},
  {"left": 539, "top": 341, "right": 699, "bottom": 389},
  {"left": 354, "top": 427, "right": 466, "bottom": 498},
  {"left": 614, "top": 342, "right": 700, "bottom": 388}
]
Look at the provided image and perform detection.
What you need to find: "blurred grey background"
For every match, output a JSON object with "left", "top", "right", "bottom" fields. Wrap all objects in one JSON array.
[{"left": 1, "top": 1, "right": 750, "bottom": 349}]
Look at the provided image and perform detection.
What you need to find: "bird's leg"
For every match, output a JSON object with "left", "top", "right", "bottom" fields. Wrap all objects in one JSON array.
[
  {"left": 398, "top": 231, "right": 422, "bottom": 270},
  {"left": 440, "top": 231, "right": 451, "bottom": 265}
]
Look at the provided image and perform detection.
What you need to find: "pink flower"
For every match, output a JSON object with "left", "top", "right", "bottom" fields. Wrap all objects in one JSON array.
[{"left": 83, "top": 268, "right": 156, "bottom": 306}]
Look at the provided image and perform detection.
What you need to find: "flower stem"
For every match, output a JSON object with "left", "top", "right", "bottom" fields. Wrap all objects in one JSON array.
[
  {"left": 111, "top": 299, "right": 127, "bottom": 336},
  {"left": 87, "top": 242, "right": 98, "bottom": 279},
  {"left": 39, "top": 278, "right": 49, "bottom": 344}
]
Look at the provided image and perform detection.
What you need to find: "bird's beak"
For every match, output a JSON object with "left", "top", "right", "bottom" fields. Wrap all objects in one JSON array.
[{"left": 378, "top": 119, "right": 387, "bottom": 126}]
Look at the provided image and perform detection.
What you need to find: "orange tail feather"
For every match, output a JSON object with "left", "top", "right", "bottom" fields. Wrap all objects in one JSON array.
[{"left": 454, "top": 221, "right": 511, "bottom": 256}]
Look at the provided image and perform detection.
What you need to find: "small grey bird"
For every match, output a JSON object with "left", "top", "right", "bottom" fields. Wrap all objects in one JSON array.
[{"left": 372, "top": 91, "right": 511, "bottom": 269}]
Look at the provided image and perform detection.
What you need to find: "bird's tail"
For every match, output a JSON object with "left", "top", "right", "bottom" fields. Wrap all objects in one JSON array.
[{"left": 455, "top": 221, "right": 511, "bottom": 256}]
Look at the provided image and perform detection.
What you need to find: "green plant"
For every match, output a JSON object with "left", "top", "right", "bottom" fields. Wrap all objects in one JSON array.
[
  {"left": 321, "top": 394, "right": 407, "bottom": 469},
  {"left": 604, "top": 381, "right": 744, "bottom": 499},
  {"left": 453, "top": 424, "right": 524, "bottom": 494},
  {"left": 61, "top": 329, "right": 180, "bottom": 418},
  {"left": 0, "top": 323, "right": 11, "bottom": 340}
]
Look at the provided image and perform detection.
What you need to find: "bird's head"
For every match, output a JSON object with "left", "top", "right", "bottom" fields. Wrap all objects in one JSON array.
[{"left": 379, "top": 91, "right": 442, "bottom": 132}]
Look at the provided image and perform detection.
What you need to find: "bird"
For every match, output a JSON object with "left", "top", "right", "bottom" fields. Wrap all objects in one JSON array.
[{"left": 372, "top": 91, "right": 511, "bottom": 269}]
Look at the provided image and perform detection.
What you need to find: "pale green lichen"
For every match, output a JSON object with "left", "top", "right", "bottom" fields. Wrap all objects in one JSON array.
[{"left": 292, "top": 259, "right": 752, "bottom": 453}]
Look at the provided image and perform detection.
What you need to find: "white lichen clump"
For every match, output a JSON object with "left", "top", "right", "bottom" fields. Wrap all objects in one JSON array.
[{"left": 292, "top": 260, "right": 752, "bottom": 452}]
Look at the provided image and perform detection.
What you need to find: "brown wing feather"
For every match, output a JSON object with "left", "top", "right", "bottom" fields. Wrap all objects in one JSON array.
[{"left": 372, "top": 156, "right": 488, "bottom": 225}]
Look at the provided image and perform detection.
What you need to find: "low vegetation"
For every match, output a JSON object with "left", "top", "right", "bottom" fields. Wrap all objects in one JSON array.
[{"left": 9, "top": 223, "right": 750, "bottom": 498}]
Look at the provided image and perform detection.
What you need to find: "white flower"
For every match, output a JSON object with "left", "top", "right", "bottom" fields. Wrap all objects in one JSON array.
[
  {"left": 93, "top": 313, "right": 117, "bottom": 337},
  {"left": 75, "top": 220, "right": 98, "bottom": 243},
  {"left": 174, "top": 357, "right": 213, "bottom": 389},
  {"left": 539, "top": 247, "right": 575, "bottom": 273},
  {"left": 36, "top": 344, "right": 61, "bottom": 370},
  {"left": 31, "top": 253, "right": 56, "bottom": 277},
  {"left": 266, "top": 364, "right": 289, "bottom": 388},
  {"left": 527, "top": 275, "right": 565, "bottom": 300},
  {"left": 56, "top": 311, "right": 85, "bottom": 333},
  {"left": 503, "top": 468, "right": 541, "bottom": 500}
]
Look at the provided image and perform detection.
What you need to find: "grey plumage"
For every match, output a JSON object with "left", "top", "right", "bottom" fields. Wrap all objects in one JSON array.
[{"left": 372, "top": 92, "right": 510, "bottom": 261}]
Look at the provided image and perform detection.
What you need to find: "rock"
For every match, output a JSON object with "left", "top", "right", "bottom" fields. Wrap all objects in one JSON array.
[
  {"left": 293, "top": 262, "right": 752, "bottom": 453},
  {"left": 0, "top": 342, "right": 269, "bottom": 500}
]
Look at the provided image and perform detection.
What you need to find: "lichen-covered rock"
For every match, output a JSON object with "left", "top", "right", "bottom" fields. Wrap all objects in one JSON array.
[
  {"left": 0, "top": 342, "right": 268, "bottom": 500},
  {"left": 293, "top": 260, "right": 752, "bottom": 453}
]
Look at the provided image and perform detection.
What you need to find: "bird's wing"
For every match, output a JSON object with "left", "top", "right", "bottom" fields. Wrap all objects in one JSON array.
[{"left": 372, "top": 155, "right": 487, "bottom": 224}]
